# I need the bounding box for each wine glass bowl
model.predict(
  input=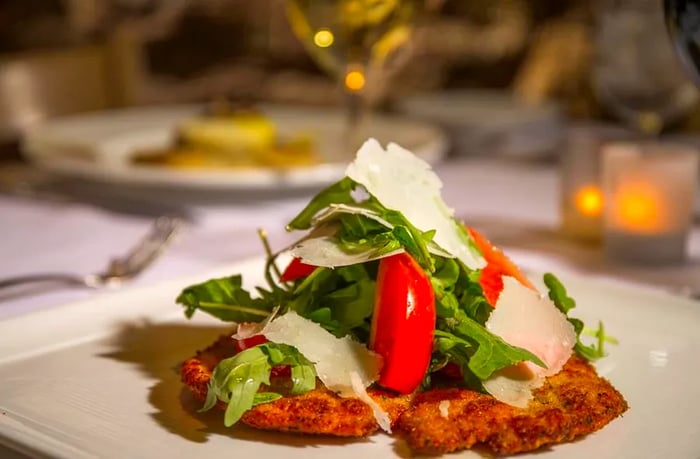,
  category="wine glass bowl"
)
[593,0,699,134]
[286,0,420,146]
